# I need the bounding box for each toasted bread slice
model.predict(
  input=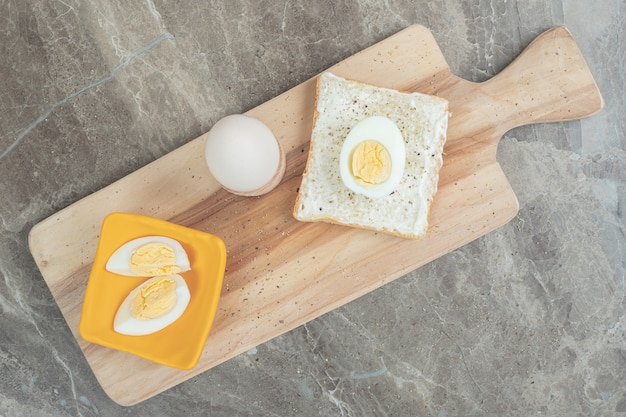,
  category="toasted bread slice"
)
[293,72,449,239]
